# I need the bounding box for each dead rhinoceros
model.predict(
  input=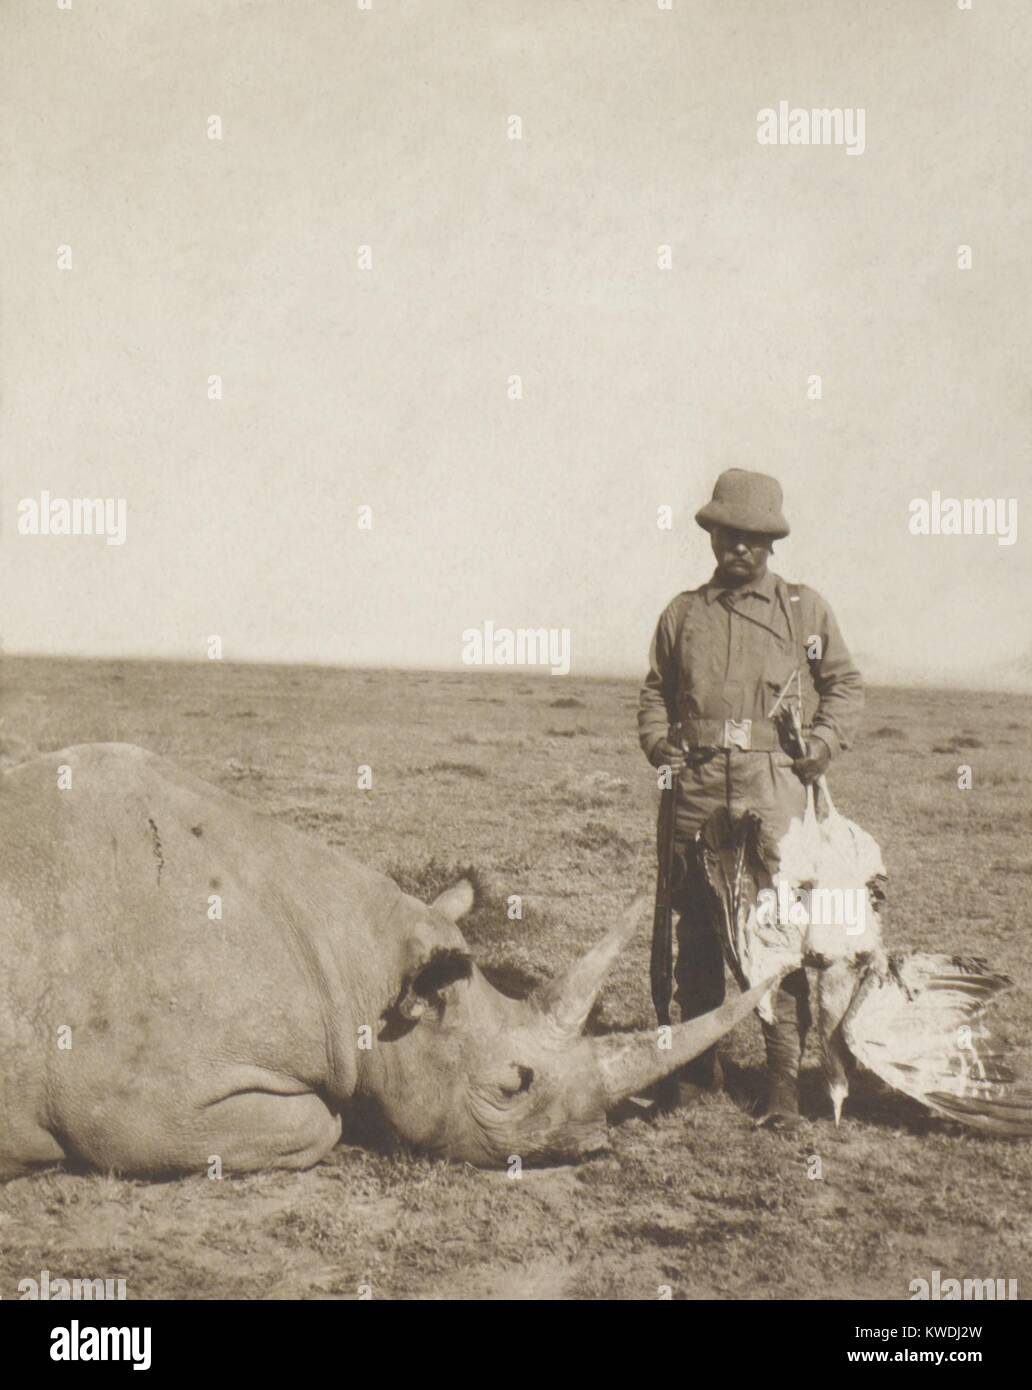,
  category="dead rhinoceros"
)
[0,743,772,1179]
